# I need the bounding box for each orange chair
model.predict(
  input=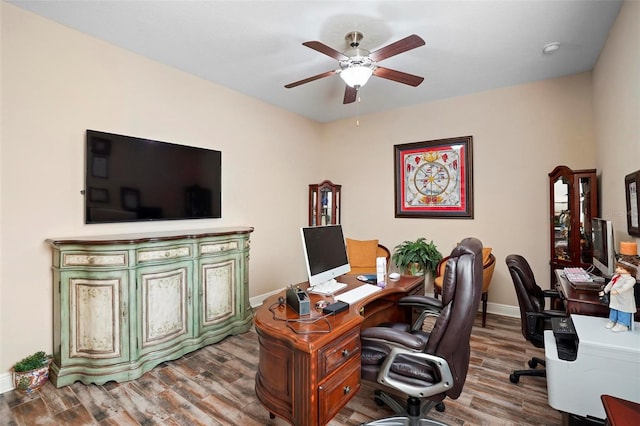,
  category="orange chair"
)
[434,247,495,327]
[345,238,391,275]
